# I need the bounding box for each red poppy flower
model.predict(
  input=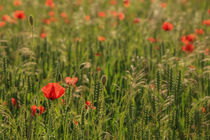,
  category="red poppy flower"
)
[98,12,106,18]
[195,29,204,35]
[2,15,11,22]
[14,0,22,6]
[182,44,194,53]
[0,5,3,11]
[148,37,157,43]
[38,106,45,115]
[48,11,55,17]
[42,19,51,24]
[0,21,6,27]
[11,98,16,106]
[31,105,37,117]
[134,18,140,24]
[203,19,210,26]
[42,83,65,100]
[202,107,205,113]
[161,2,167,8]
[181,34,197,45]
[204,48,209,55]
[118,12,125,21]
[65,77,78,86]
[61,12,67,18]
[208,9,210,15]
[162,22,173,31]
[98,36,106,42]
[97,67,101,72]
[73,120,78,126]
[85,101,91,109]
[85,15,90,21]
[45,0,55,8]
[40,32,46,38]
[91,104,96,110]
[124,0,130,7]
[110,0,116,5]
[14,10,26,20]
